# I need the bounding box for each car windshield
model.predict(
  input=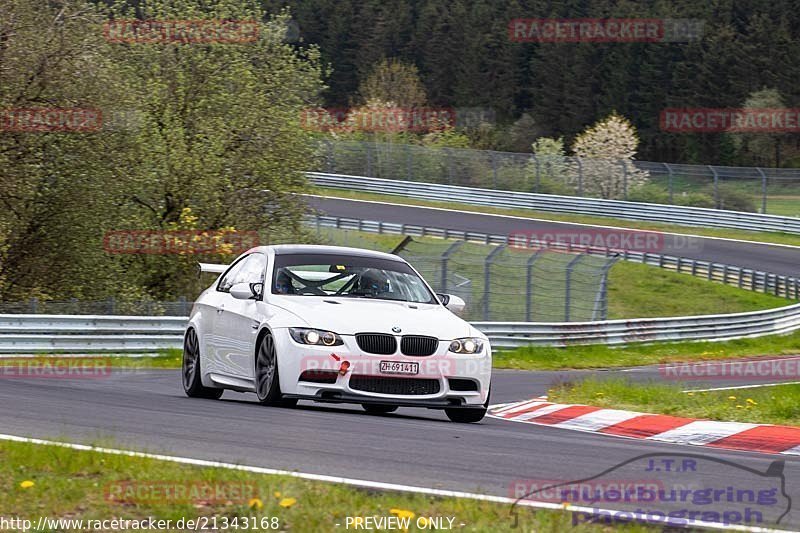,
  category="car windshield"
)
[271,253,435,304]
